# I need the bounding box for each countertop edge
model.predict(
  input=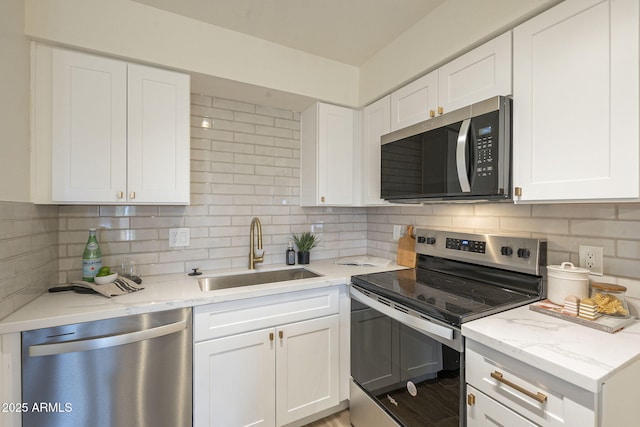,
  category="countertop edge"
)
[0,259,403,334]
